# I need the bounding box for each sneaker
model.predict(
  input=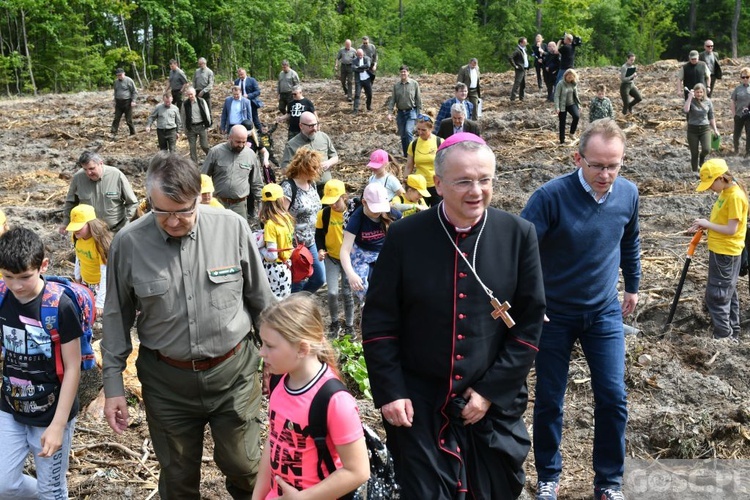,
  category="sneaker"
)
[536,480,559,500]
[328,321,341,338]
[594,487,625,500]
[342,324,355,336]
